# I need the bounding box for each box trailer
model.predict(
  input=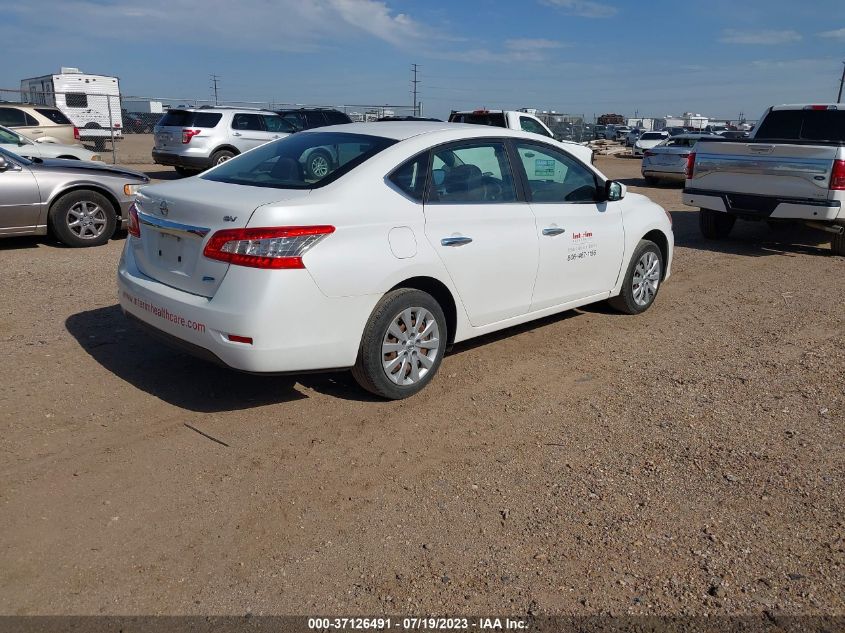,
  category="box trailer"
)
[20,68,123,142]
